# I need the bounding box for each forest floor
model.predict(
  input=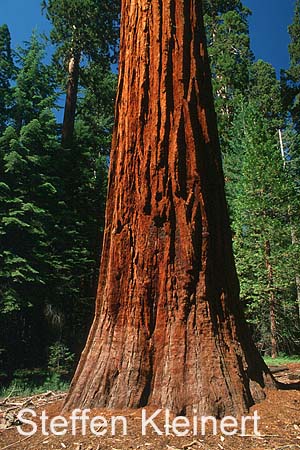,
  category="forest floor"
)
[0,363,300,450]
